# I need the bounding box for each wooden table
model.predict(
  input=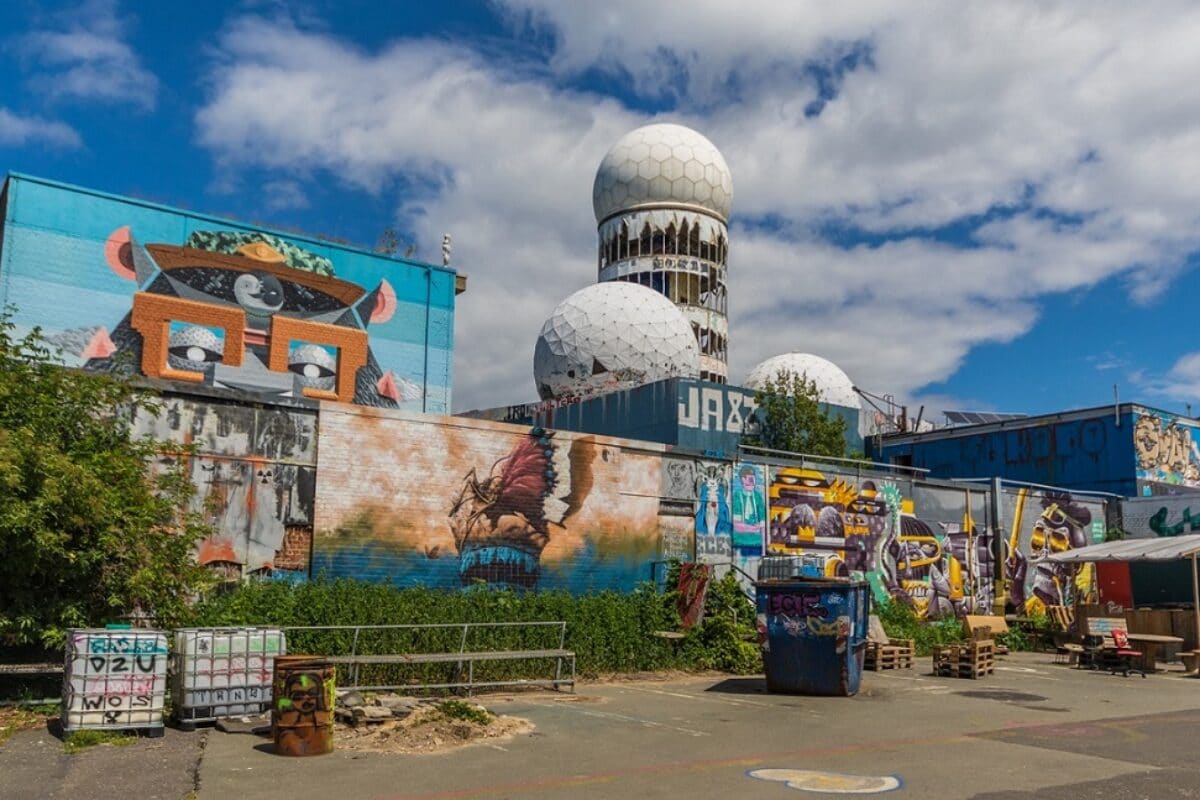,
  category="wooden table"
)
[1126,633,1185,671]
